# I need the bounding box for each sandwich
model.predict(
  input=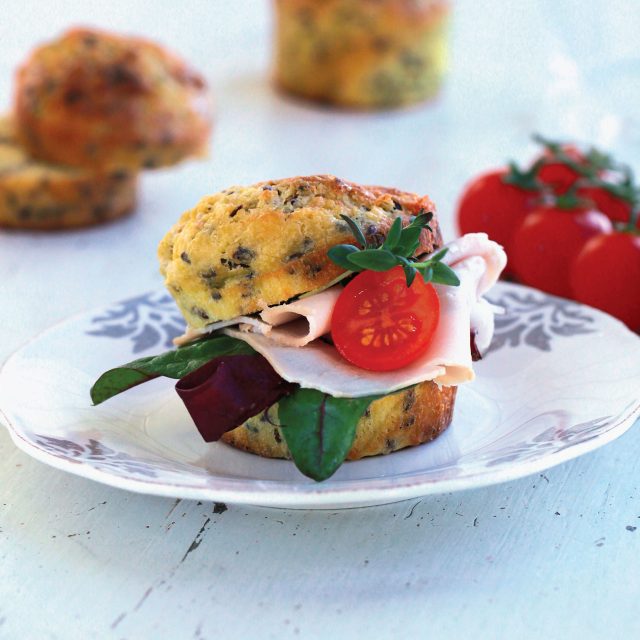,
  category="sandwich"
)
[91,175,506,481]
